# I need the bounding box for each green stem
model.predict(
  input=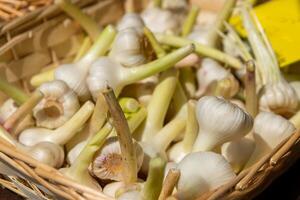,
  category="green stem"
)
[153,117,186,152]
[245,60,258,118]
[181,6,199,37]
[119,97,140,113]
[55,0,101,41]
[207,0,237,47]
[179,68,196,98]
[173,81,188,119]
[123,44,195,85]
[143,27,166,58]
[51,101,94,145]
[141,156,166,200]
[182,101,198,151]
[155,34,242,69]
[141,69,178,141]
[3,91,43,131]
[73,36,92,62]
[30,69,55,88]
[66,123,112,180]
[103,87,137,184]
[0,77,28,105]
[128,107,147,132]
[78,25,117,69]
